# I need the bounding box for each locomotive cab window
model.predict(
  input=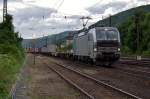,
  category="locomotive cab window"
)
[96,29,120,41]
